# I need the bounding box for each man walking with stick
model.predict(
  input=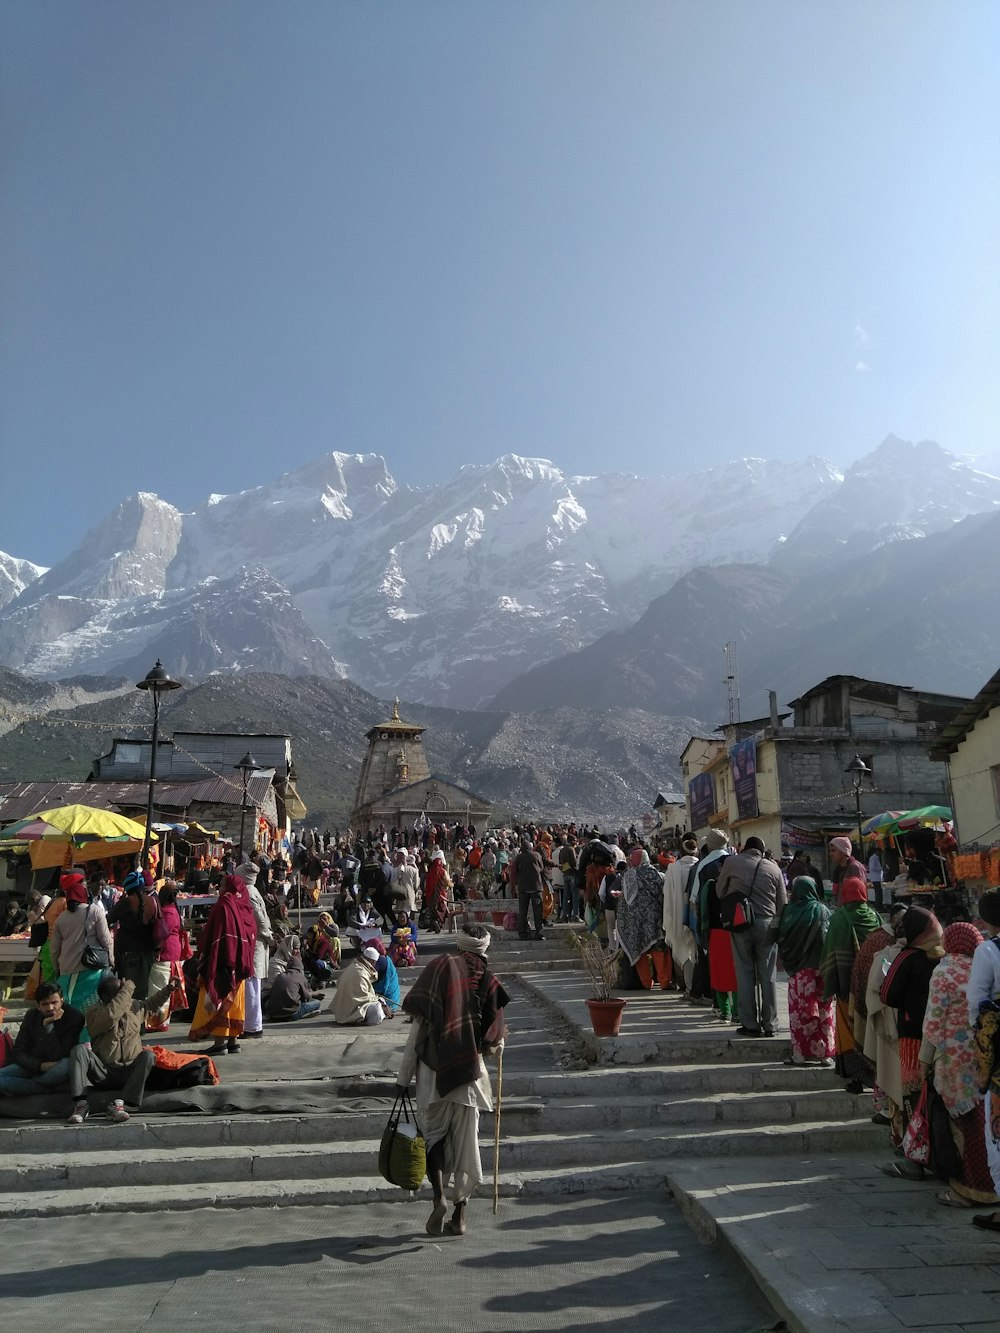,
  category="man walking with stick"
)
[396,924,509,1237]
